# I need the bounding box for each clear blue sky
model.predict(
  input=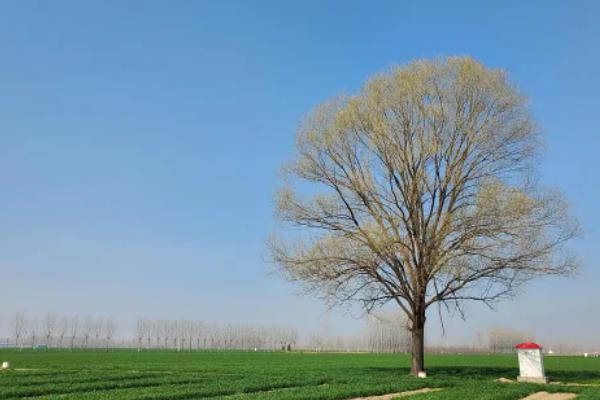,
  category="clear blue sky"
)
[1,0,599,346]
